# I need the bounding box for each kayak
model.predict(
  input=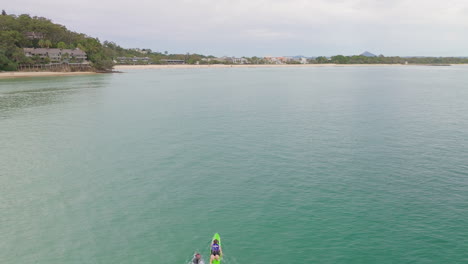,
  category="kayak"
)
[211,233,222,264]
